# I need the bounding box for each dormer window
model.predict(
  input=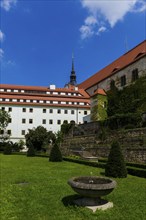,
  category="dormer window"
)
[112,67,119,73]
